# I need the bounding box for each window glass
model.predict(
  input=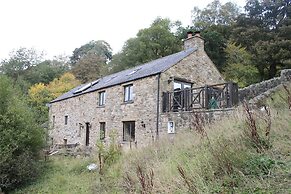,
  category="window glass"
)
[124,84,133,102]
[100,122,106,140]
[65,115,68,125]
[174,80,191,90]
[99,91,106,106]
[123,121,135,141]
